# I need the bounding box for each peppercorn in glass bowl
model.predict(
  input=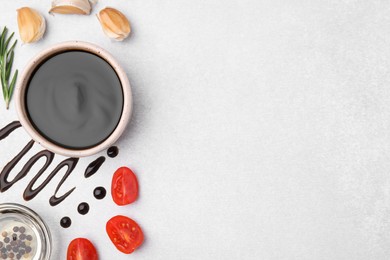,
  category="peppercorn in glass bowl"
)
[0,204,51,260]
